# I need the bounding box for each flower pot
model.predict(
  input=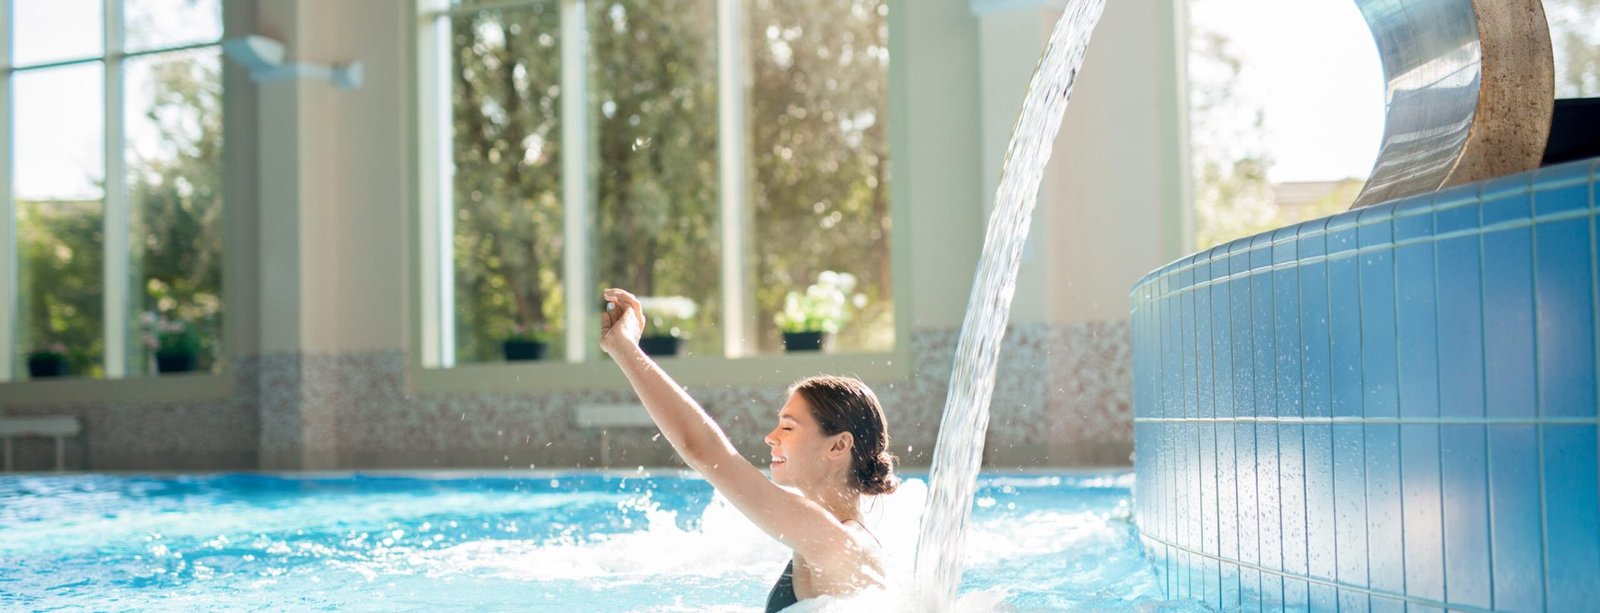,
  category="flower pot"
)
[156,353,198,374]
[639,335,681,357]
[503,340,549,361]
[27,355,68,378]
[782,331,827,352]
